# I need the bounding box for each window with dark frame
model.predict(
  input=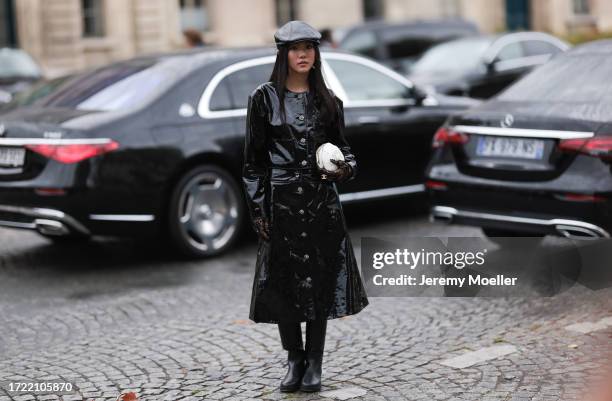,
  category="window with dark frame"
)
[572,0,590,14]
[0,0,18,47]
[275,0,297,27]
[180,0,208,31]
[363,0,384,20]
[180,0,205,8]
[82,0,105,37]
